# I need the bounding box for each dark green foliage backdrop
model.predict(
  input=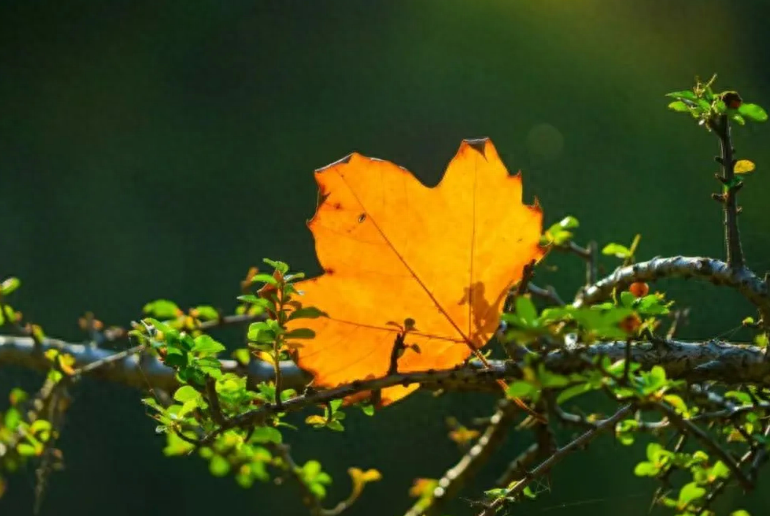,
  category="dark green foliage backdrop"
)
[2,1,770,515]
